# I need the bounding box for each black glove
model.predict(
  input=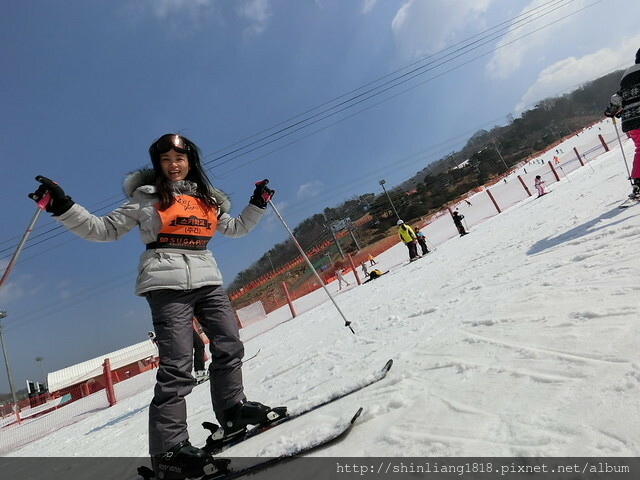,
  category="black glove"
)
[249,179,275,209]
[28,175,75,216]
[604,103,622,118]
[605,93,623,118]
